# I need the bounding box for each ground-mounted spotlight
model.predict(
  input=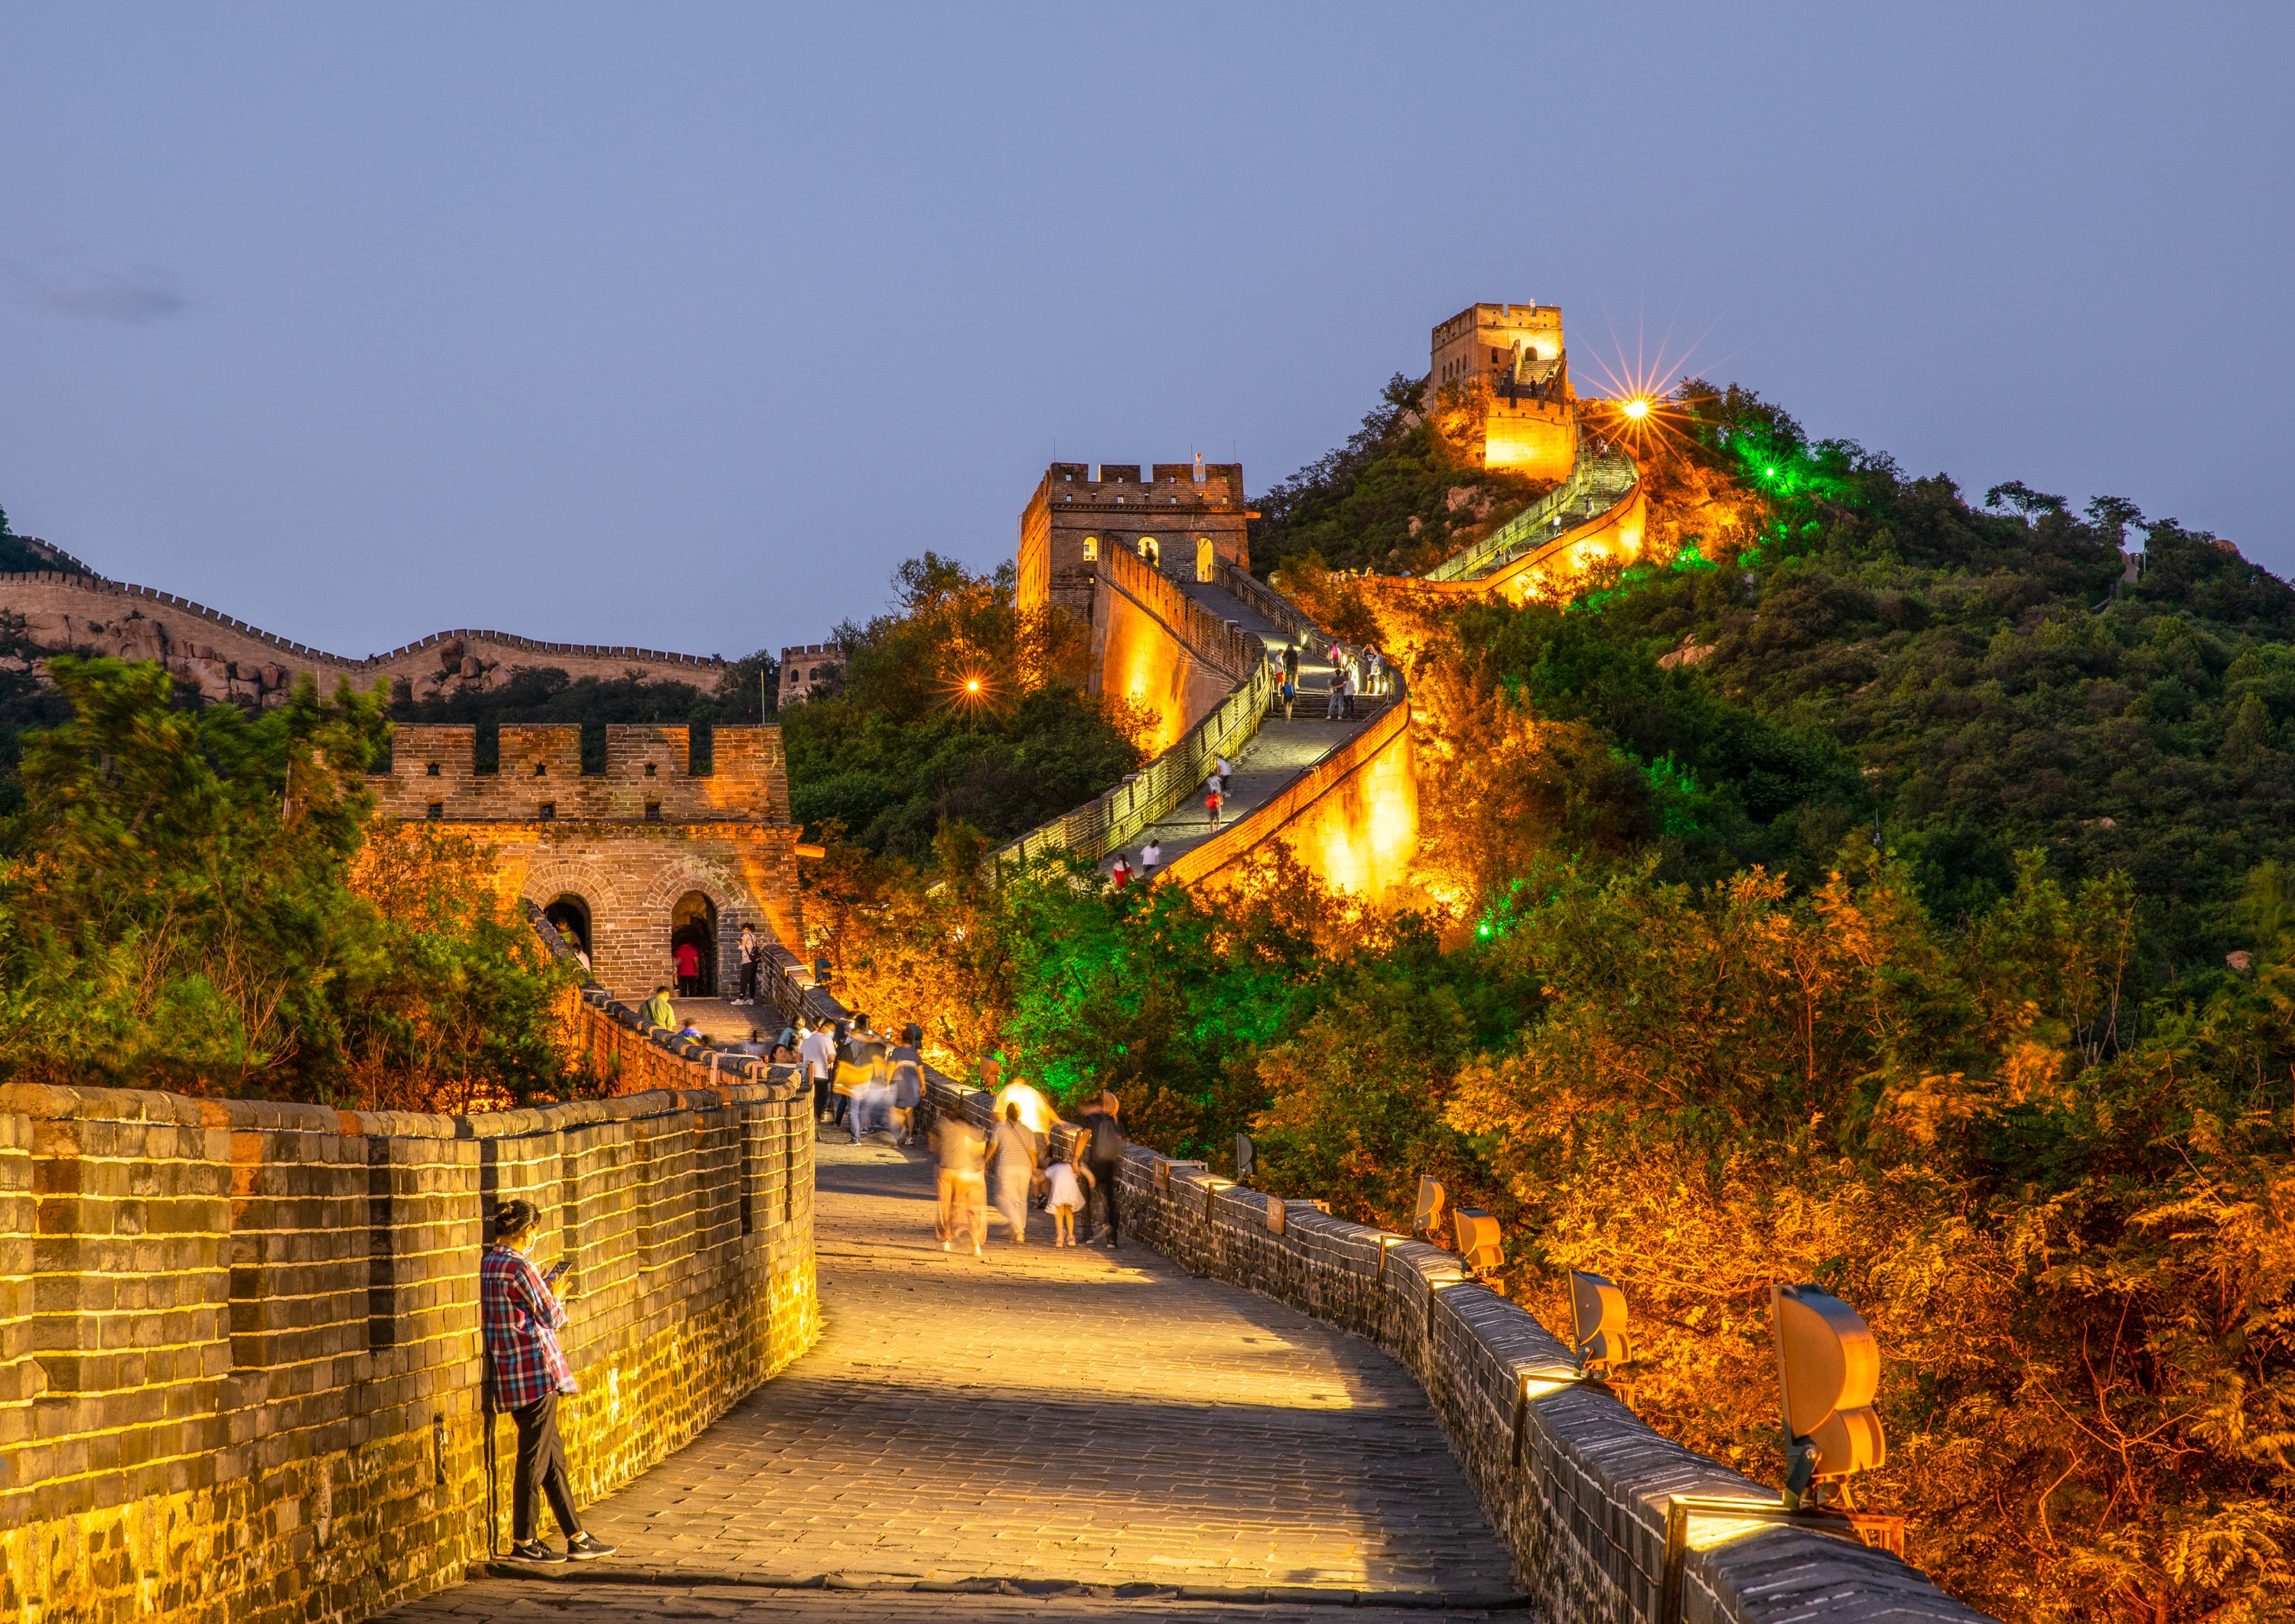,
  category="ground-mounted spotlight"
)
[1771,1283,1886,1509]
[1233,1133,1255,1182]
[1453,1208,1503,1278]
[1570,1269,1629,1378]
[1411,1176,1446,1241]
